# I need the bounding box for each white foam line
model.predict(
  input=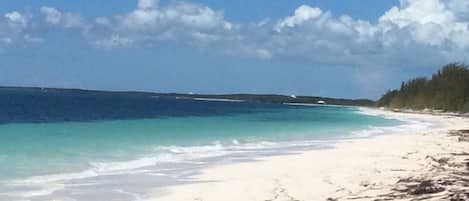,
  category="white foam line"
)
[191,98,245,102]
[0,183,65,198]
[352,107,435,138]
[284,103,349,108]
